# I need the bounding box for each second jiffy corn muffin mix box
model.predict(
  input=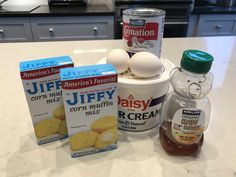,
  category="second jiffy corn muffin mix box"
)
[20,56,73,144]
[60,64,118,157]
